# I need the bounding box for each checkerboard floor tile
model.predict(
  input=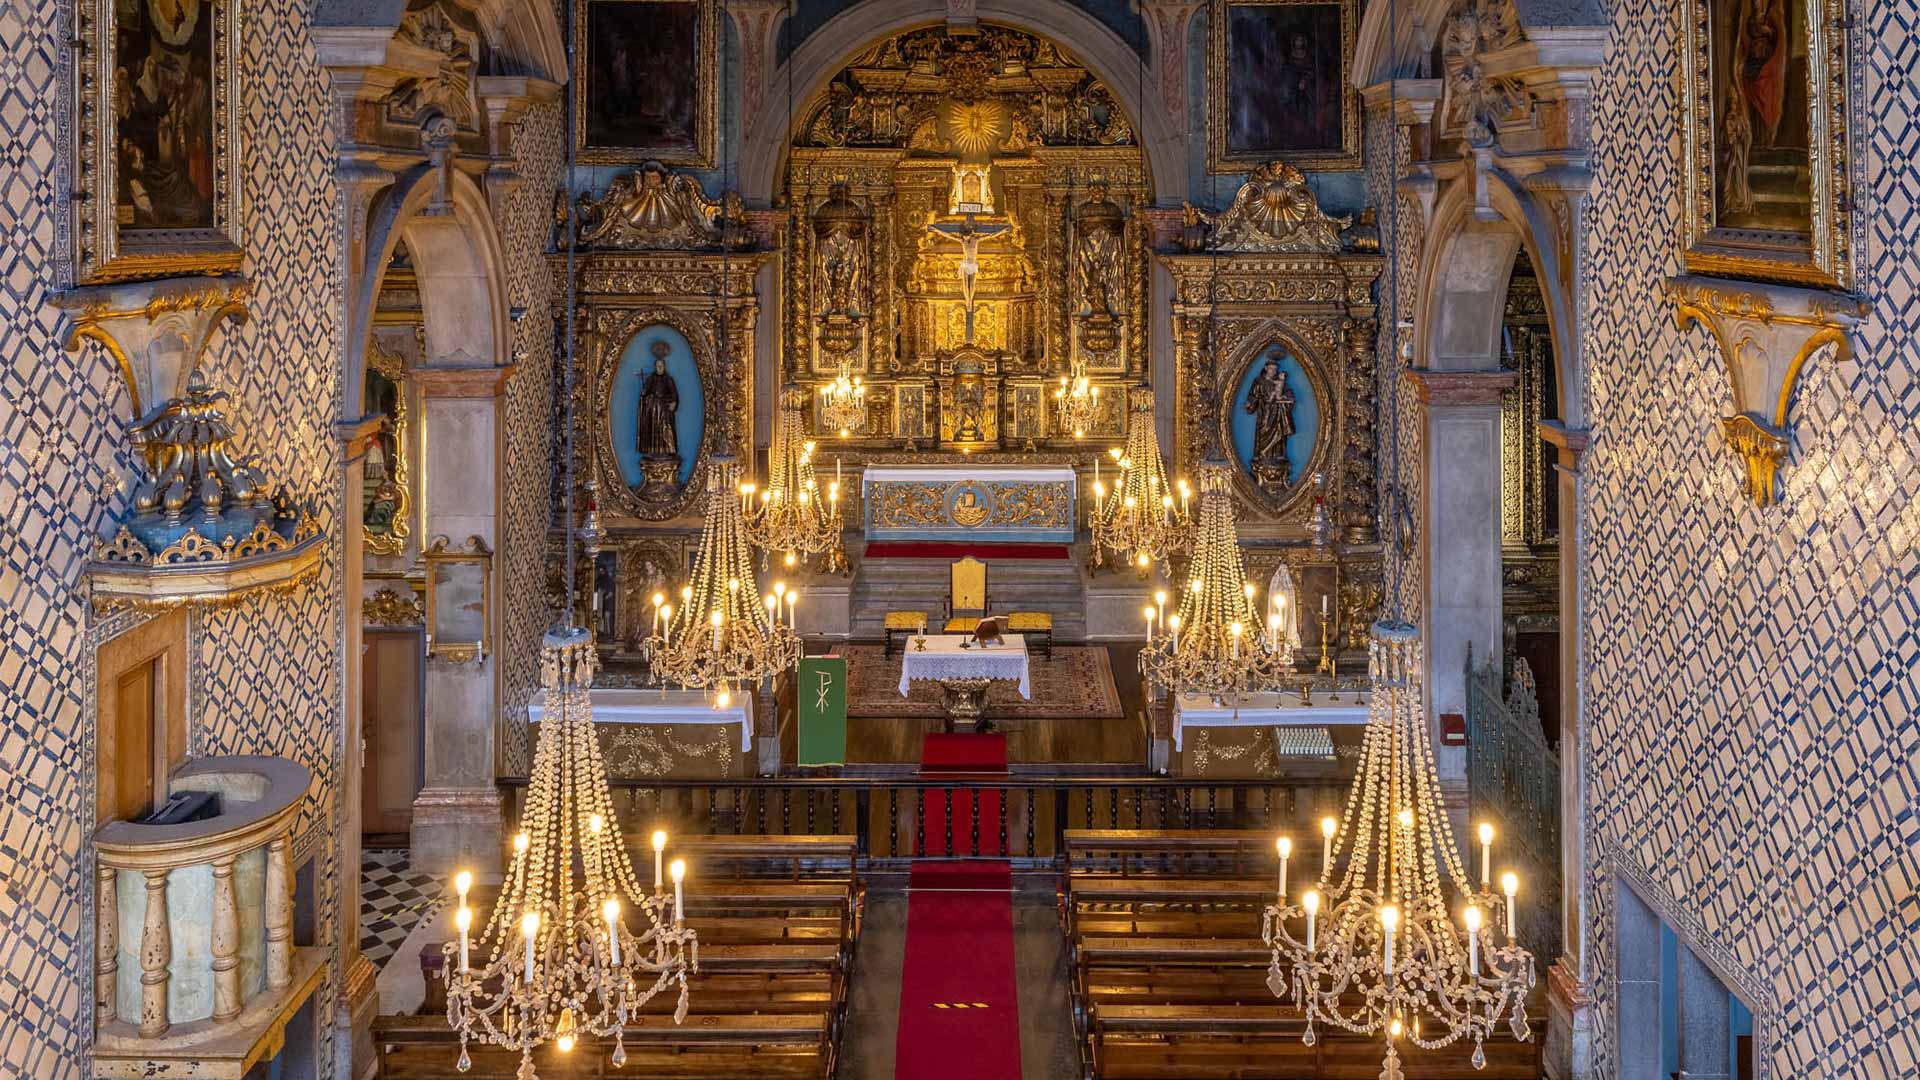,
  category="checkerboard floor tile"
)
[360,849,447,970]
